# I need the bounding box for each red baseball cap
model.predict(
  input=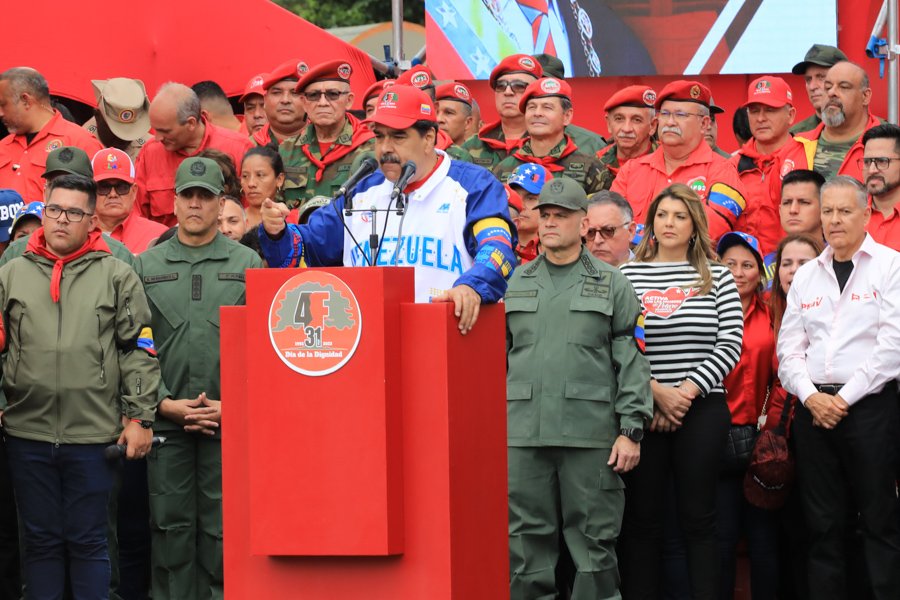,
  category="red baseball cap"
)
[489,54,543,88]
[655,80,712,109]
[363,80,394,106]
[262,59,309,90]
[604,85,657,112]
[295,60,354,92]
[91,148,135,184]
[744,76,794,108]
[363,85,436,129]
[396,65,434,90]
[239,73,266,103]
[518,77,573,113]
[435,82,473,106]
